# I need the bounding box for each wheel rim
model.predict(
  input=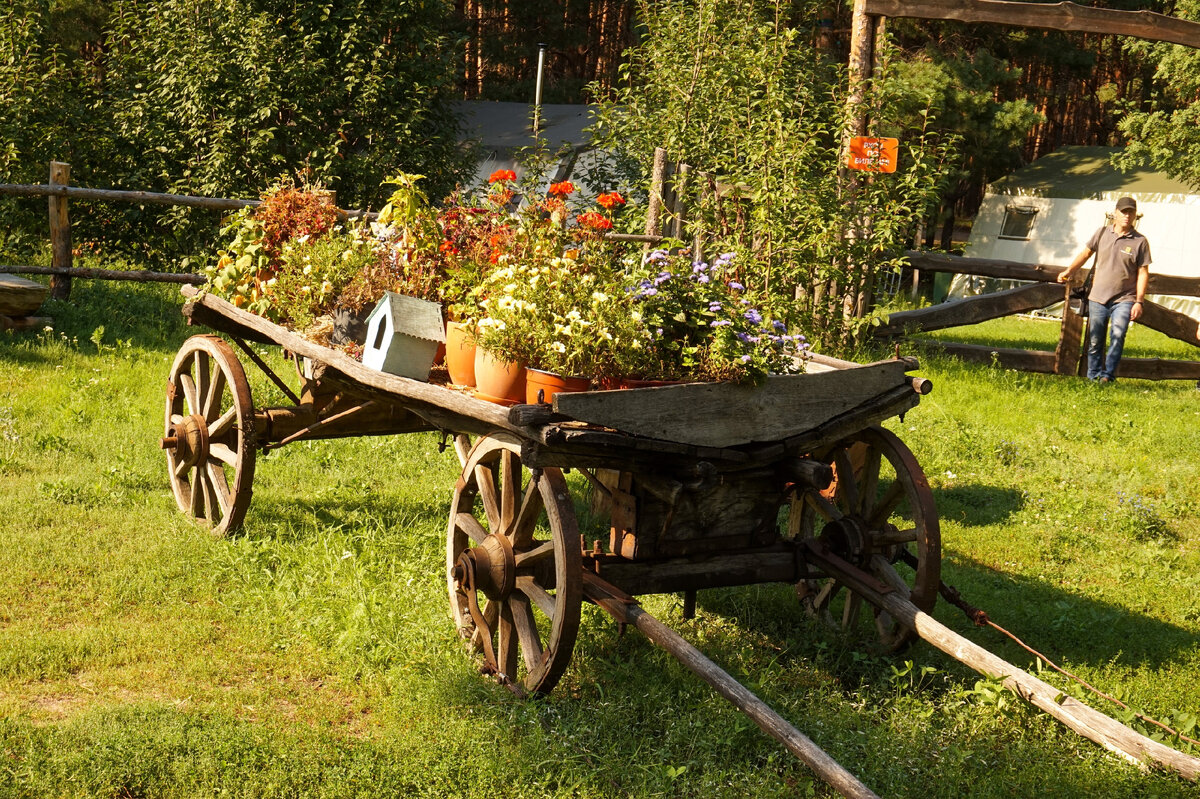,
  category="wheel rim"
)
[163,335,256,535]
[447,434,582,695]
[791,426,940,651]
